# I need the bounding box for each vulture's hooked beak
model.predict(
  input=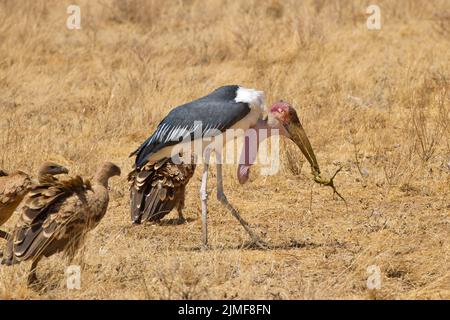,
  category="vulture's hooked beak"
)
[284,122,321,176]
[59,166,69,175]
